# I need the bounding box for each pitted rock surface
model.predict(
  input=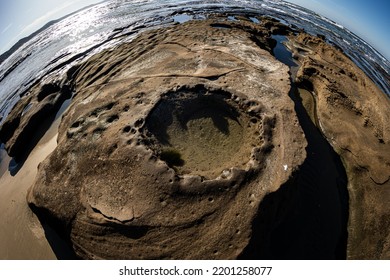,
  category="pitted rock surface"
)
[27,19,306,259]
[0,14,386,260]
